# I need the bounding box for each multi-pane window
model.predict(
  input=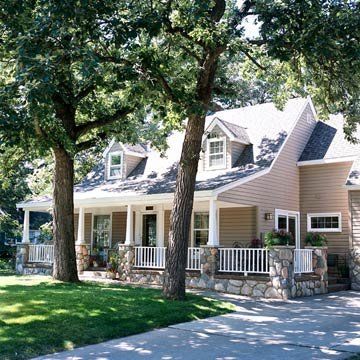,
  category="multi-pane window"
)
[108,152,122,179]
[307,213,341,232]
[208,138,225,169]
[194,212,209,247]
